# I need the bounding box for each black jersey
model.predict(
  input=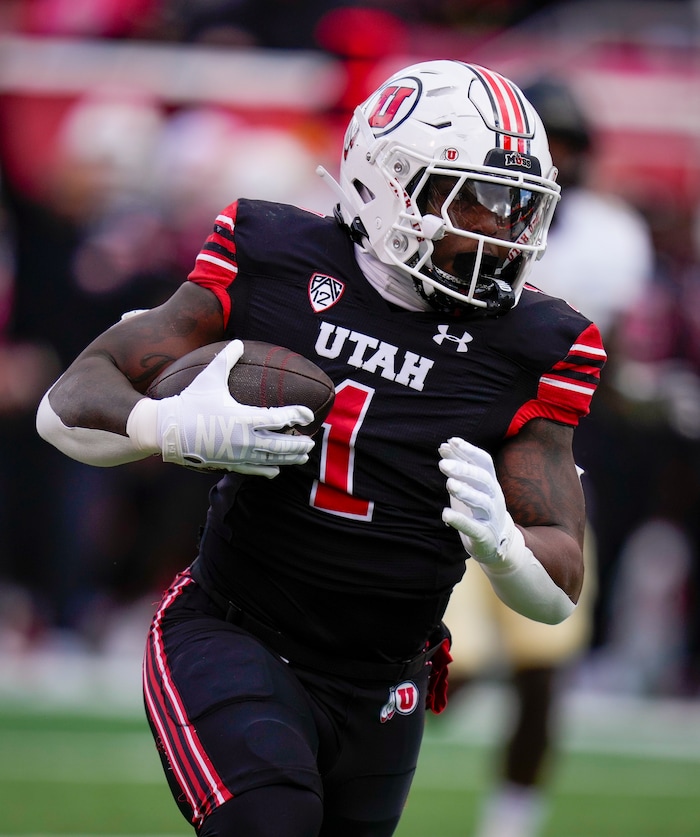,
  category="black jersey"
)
[187,199,606,663]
